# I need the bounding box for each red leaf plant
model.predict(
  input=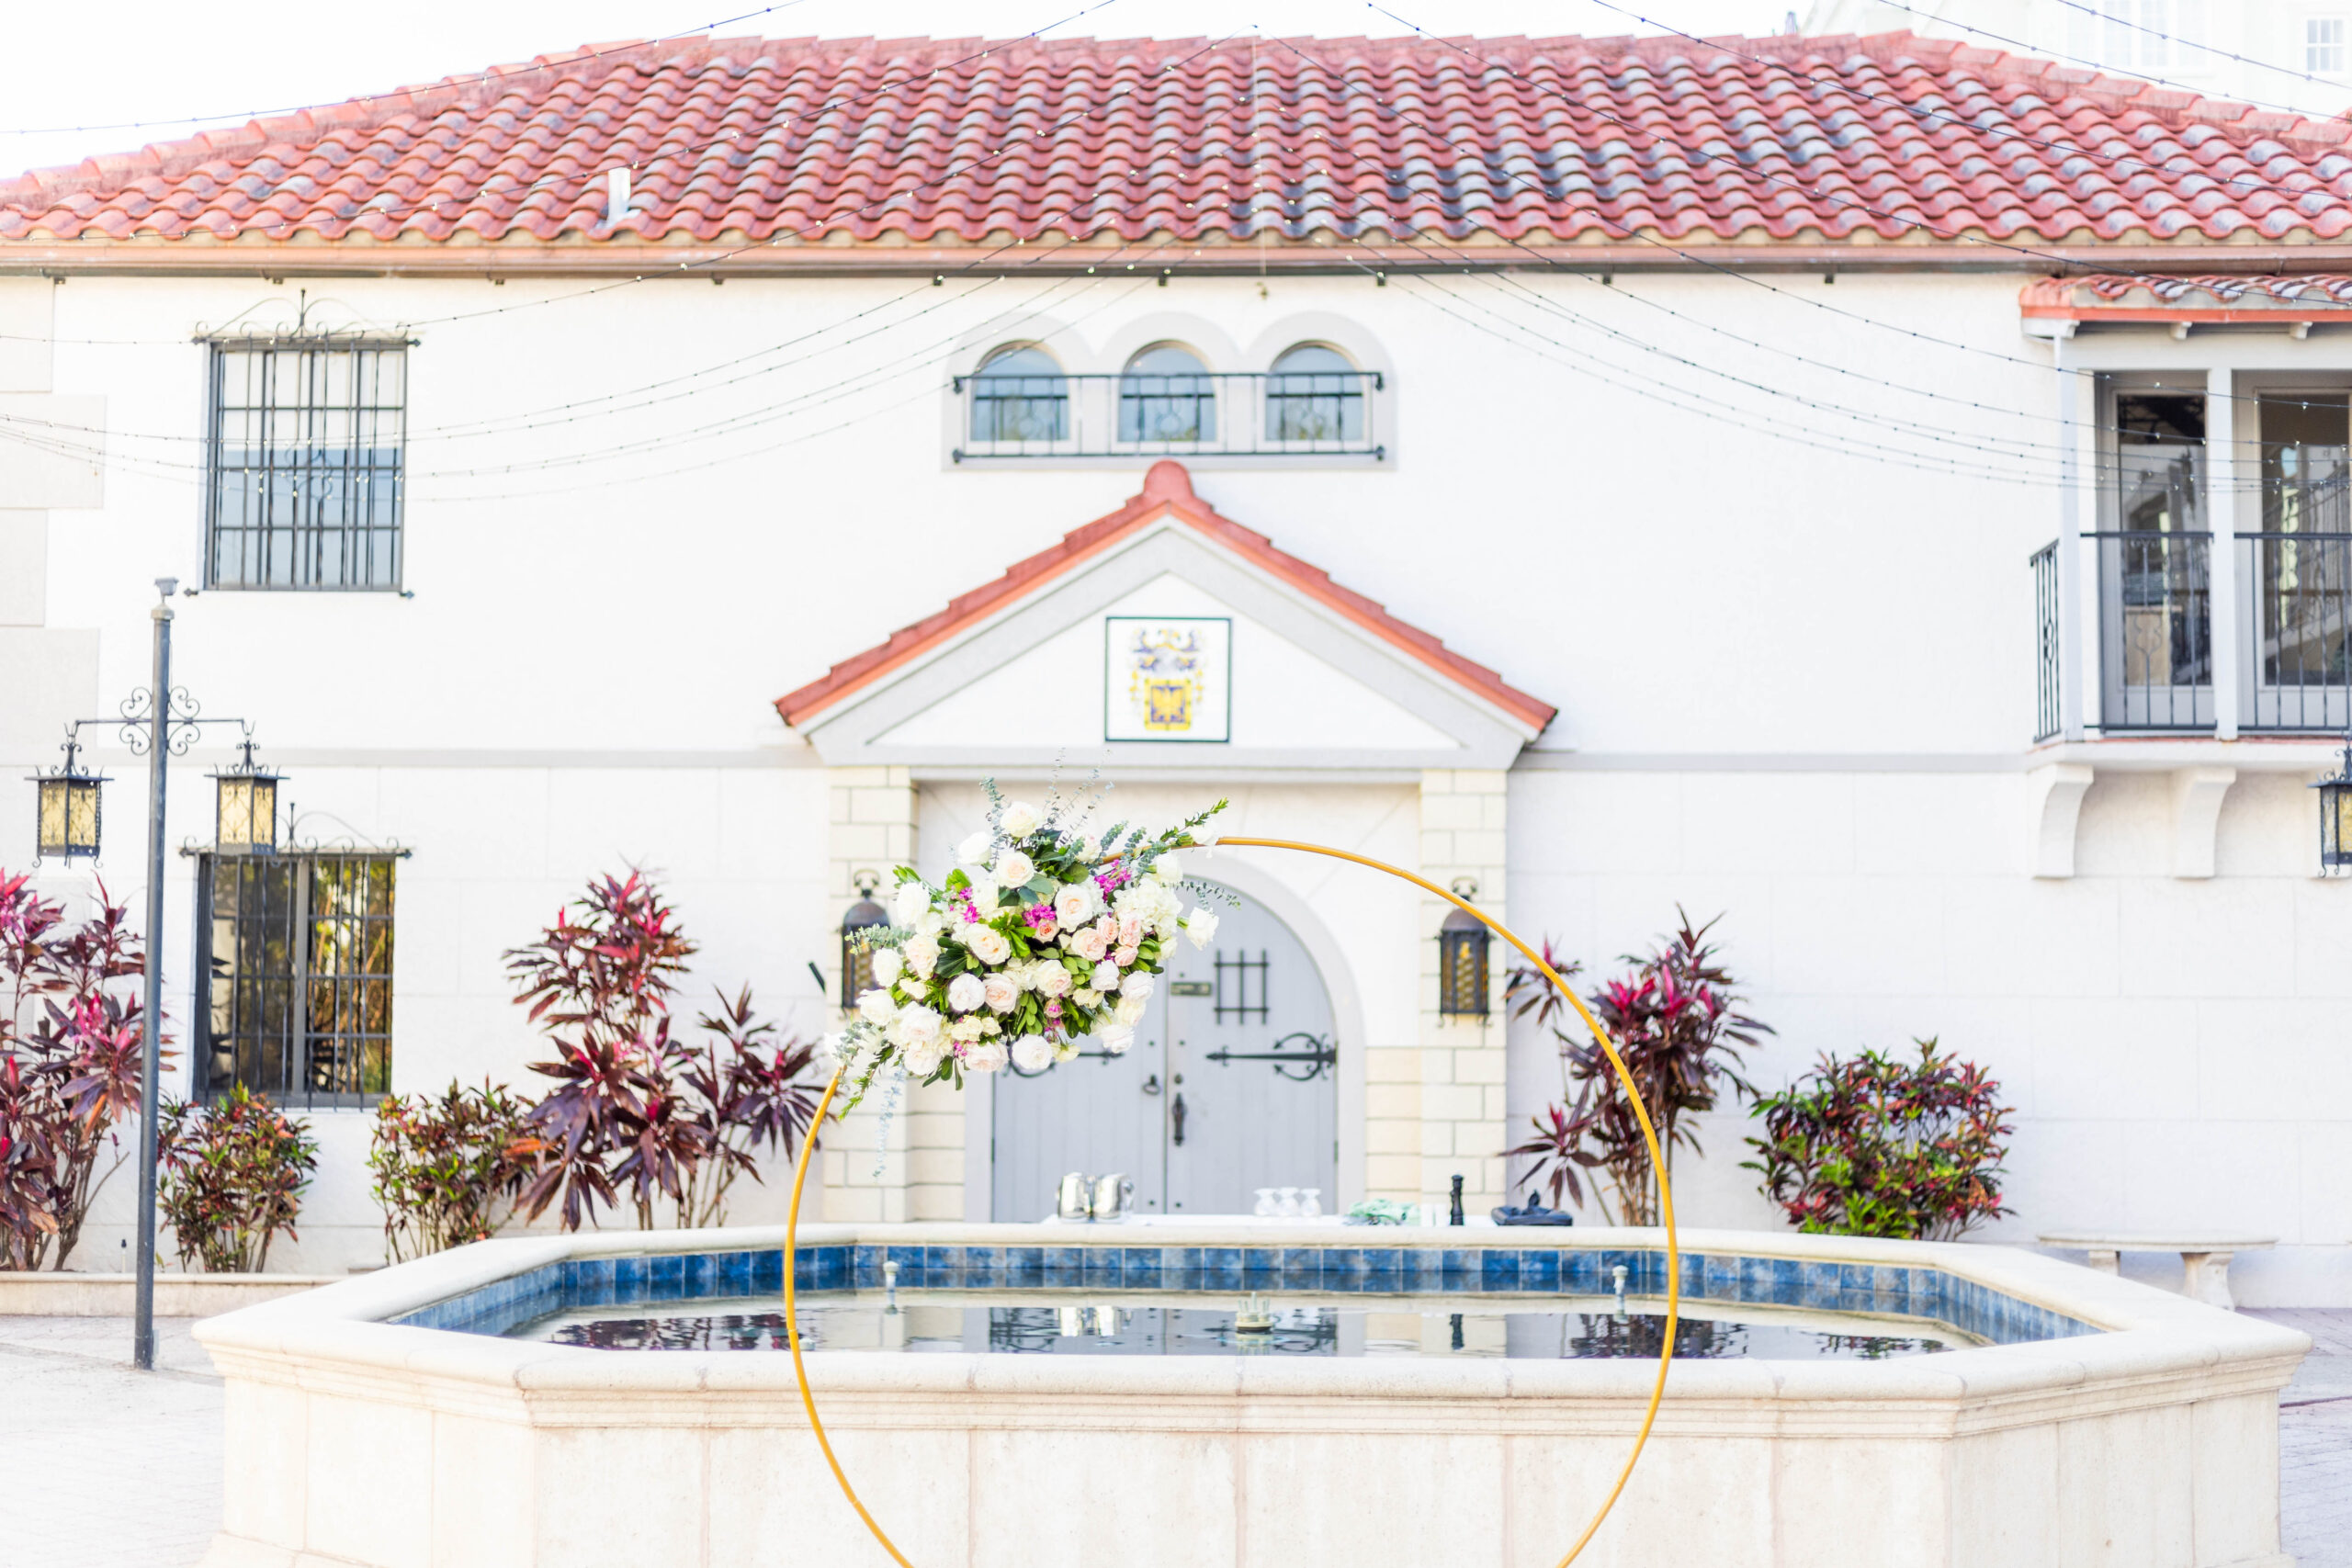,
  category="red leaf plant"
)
[1744,1039,2015,1242]
[0,872,164,1270]
[503,872,820,1232]
[1505,913,1771,1227]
